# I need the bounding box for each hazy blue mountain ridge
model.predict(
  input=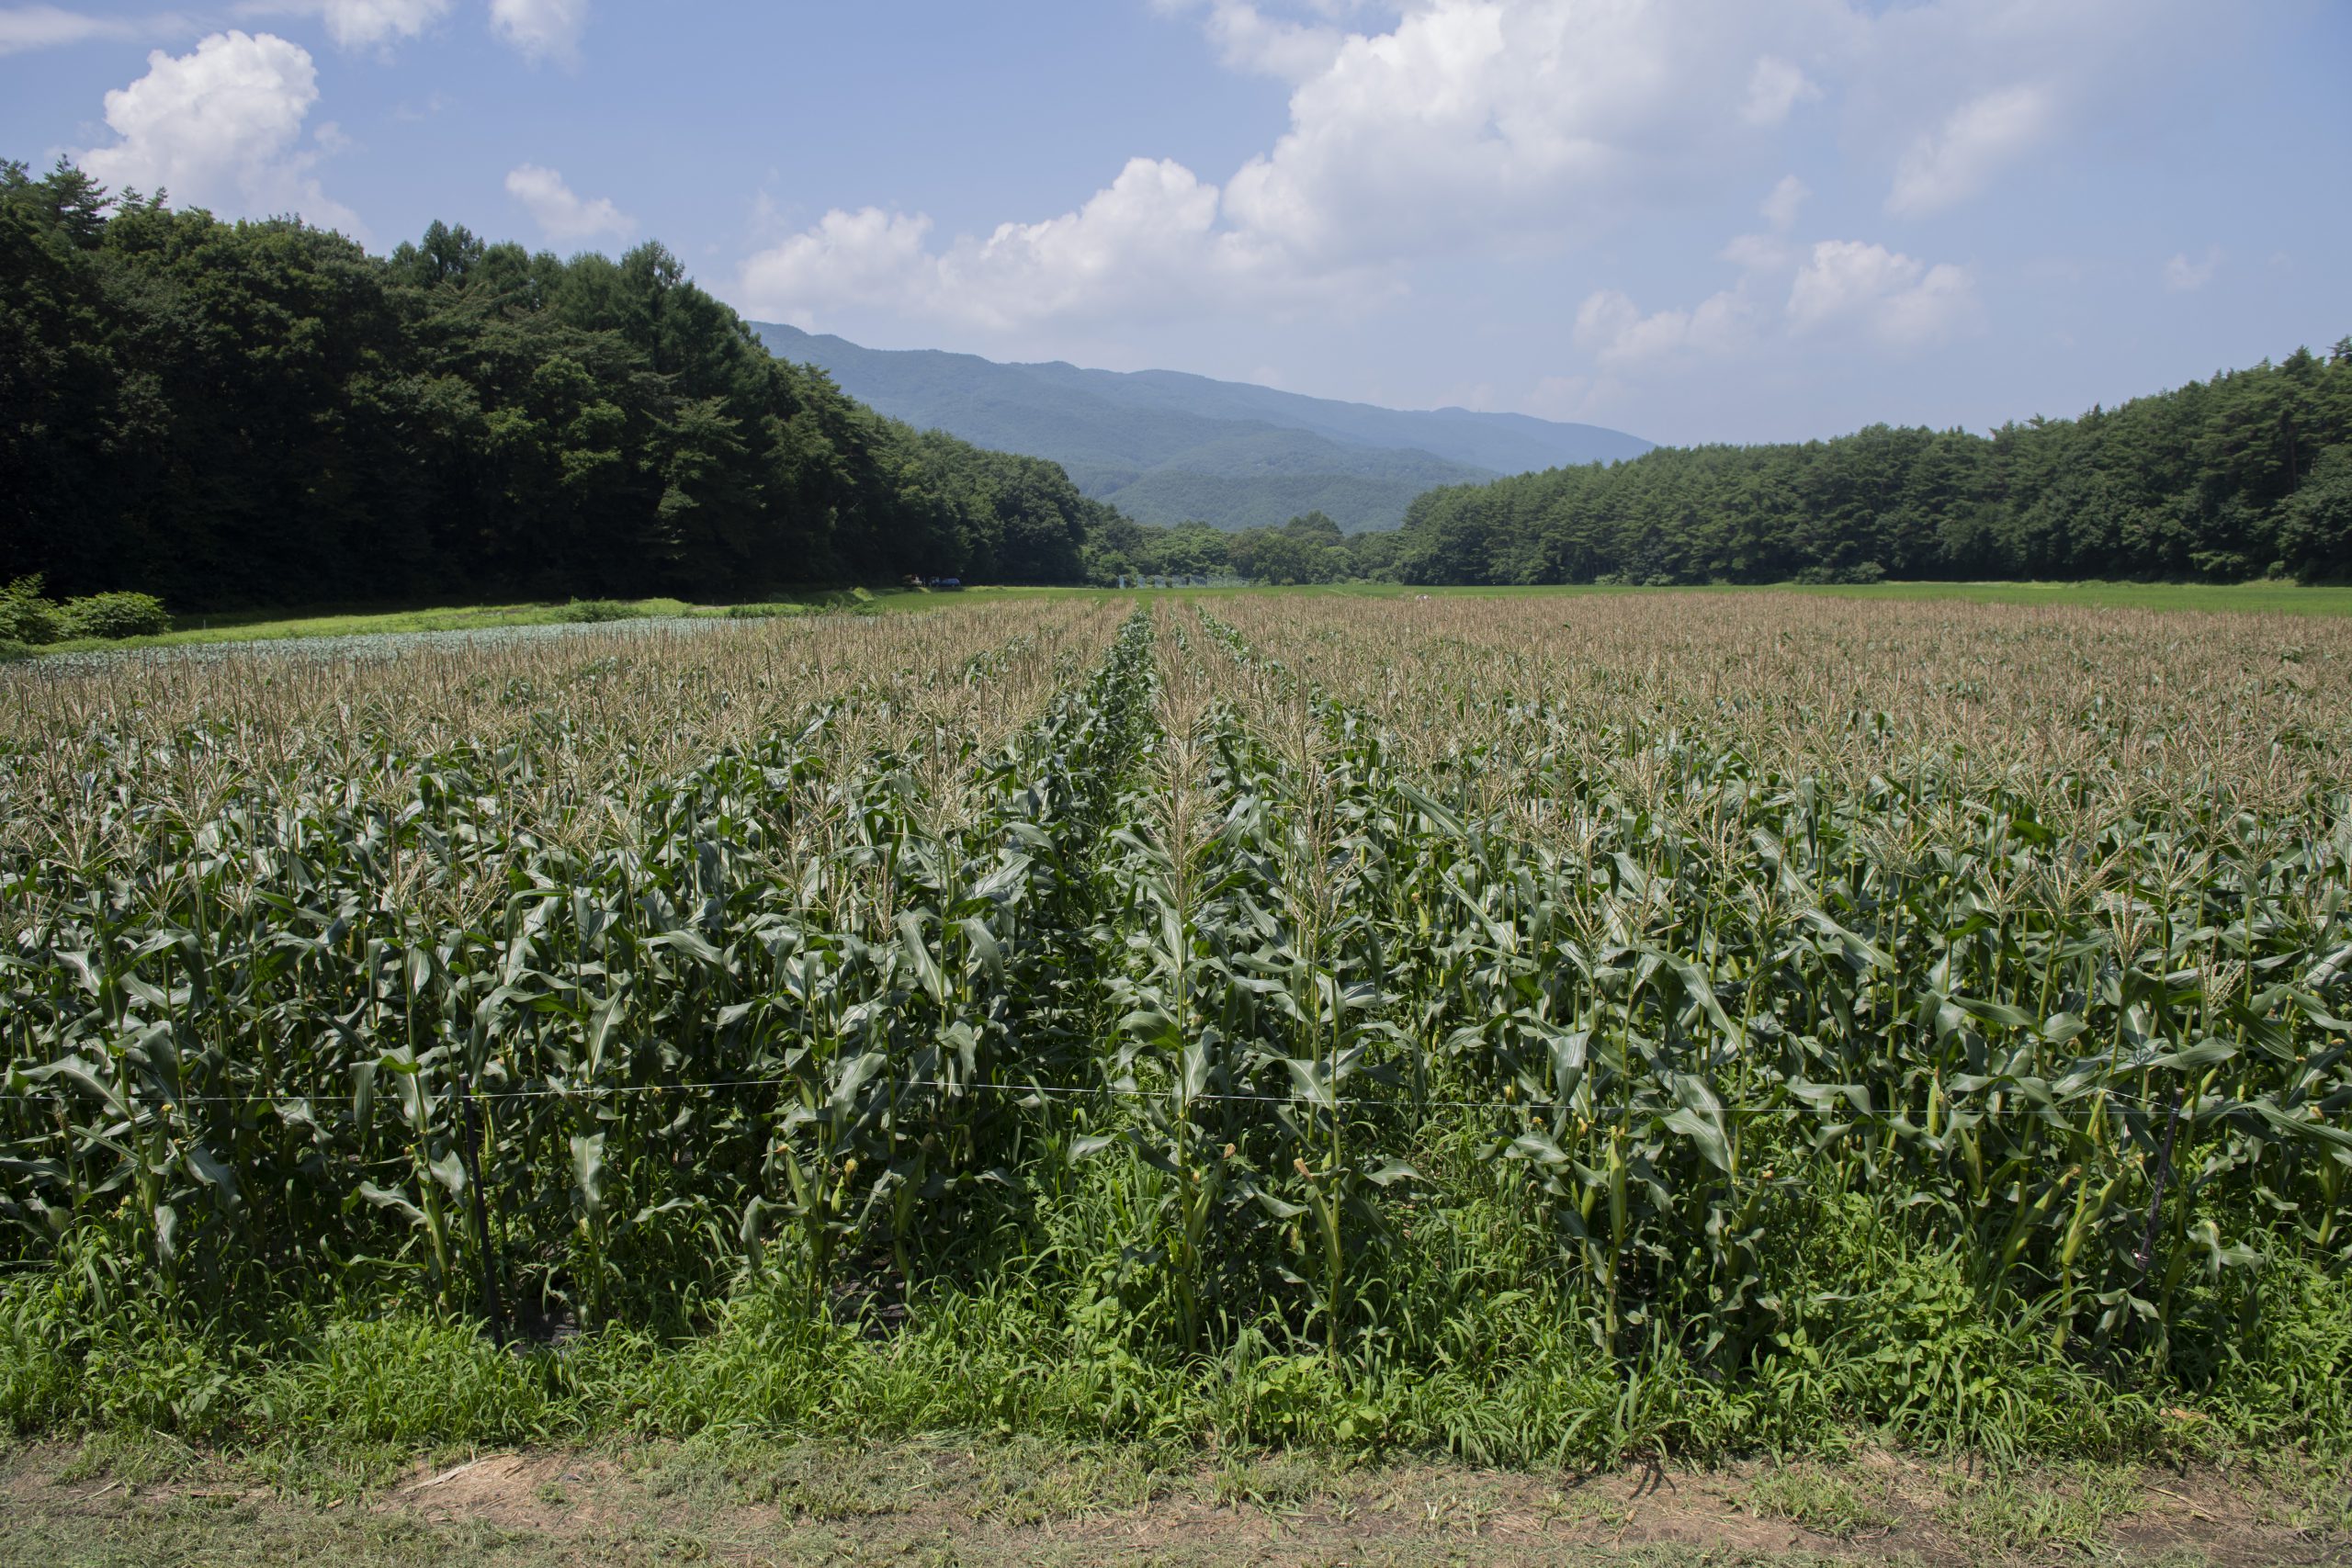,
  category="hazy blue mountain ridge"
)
[752,322,1650,532]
